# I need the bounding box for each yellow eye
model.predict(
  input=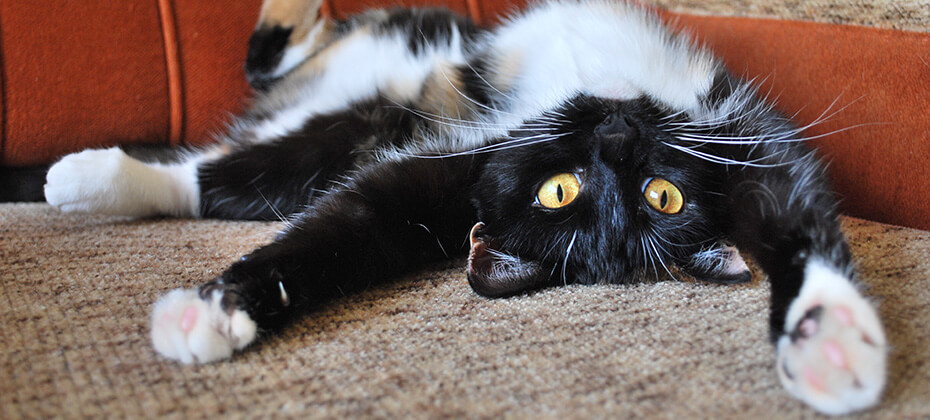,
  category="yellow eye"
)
[536,173,582,208]
[642,178,684,214]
